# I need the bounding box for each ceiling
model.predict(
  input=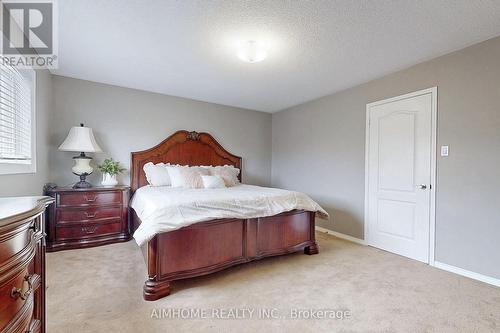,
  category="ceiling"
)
[52,0,500,112]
